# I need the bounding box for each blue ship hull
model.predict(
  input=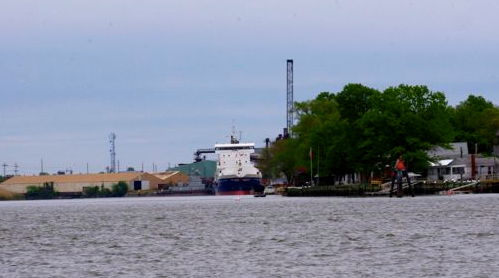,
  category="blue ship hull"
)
[215,178,263,195]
